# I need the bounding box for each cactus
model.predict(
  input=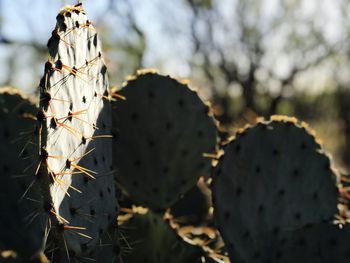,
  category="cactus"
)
[278,222,350,262]
[212,116,339,262]
[120,209,202,262]
[112,71,218,211]
[36,4,118,259]
[0,88,47,261]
